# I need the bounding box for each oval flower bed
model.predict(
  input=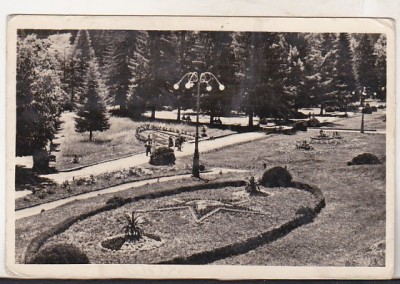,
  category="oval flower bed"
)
[42,184,322,264]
